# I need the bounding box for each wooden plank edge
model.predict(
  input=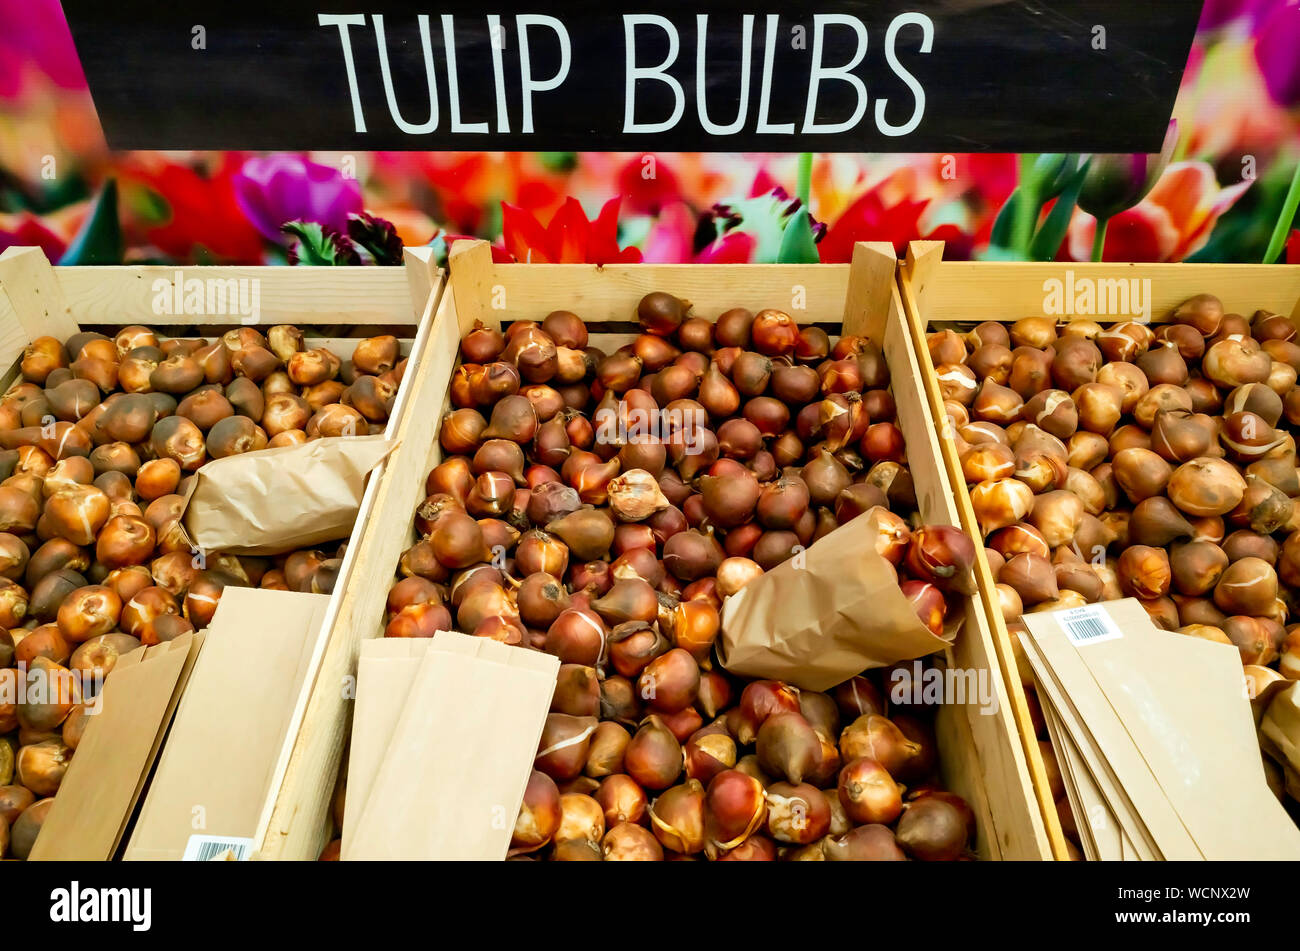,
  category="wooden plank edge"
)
[0,247,79,341]
[449,239,497,333]
[844,241,899,340]
[251,273,447,860]
[885,281,1051,860]
[898,250,1071,861]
